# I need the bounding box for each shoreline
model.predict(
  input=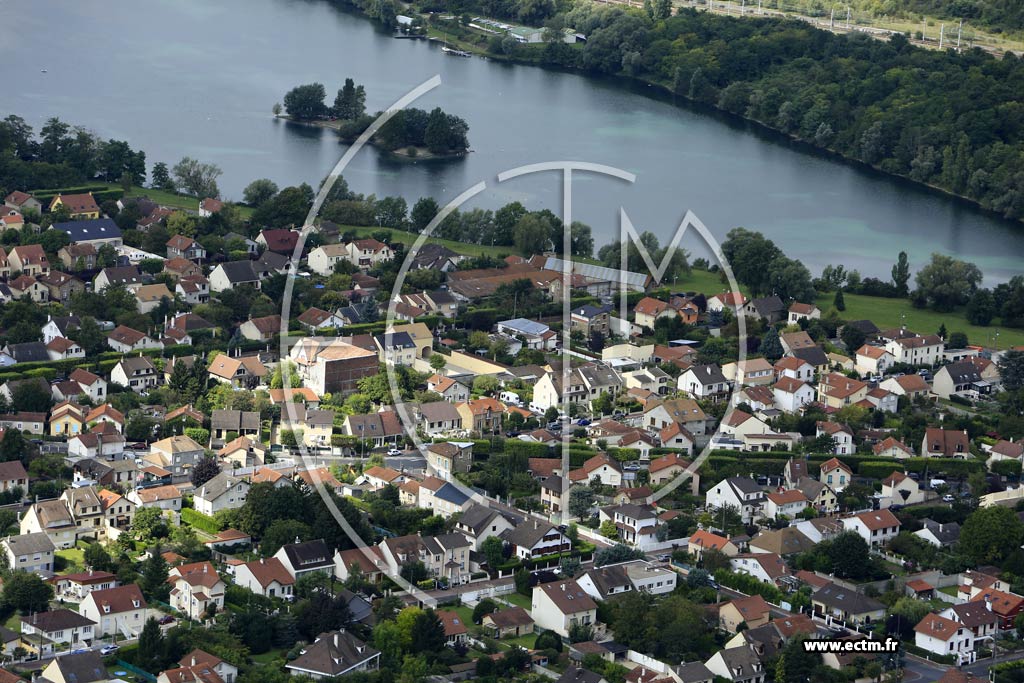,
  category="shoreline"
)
[380,10,1022,227]
[275,114,469,160]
